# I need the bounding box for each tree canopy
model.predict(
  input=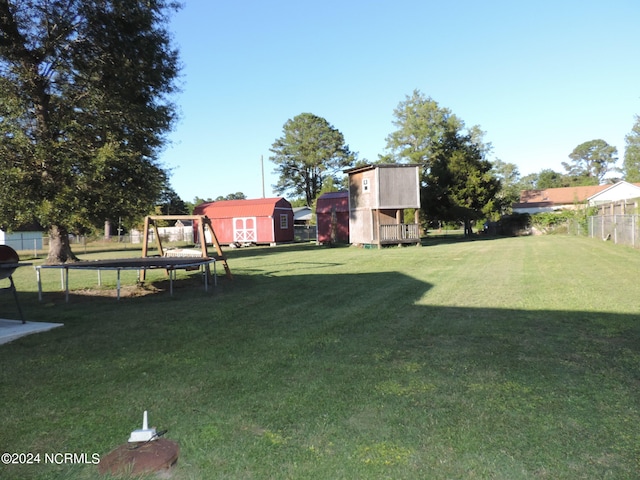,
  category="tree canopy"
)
[491,159,521,214]
[622,116,640,183]
[215,193,247,201]
[385,90,499,233]
[562,139,618,184]
[422,131,500,236]
[0,0,181,262]
[157,186,189,217]
[270,113,356,206]
[384,89,463,168]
